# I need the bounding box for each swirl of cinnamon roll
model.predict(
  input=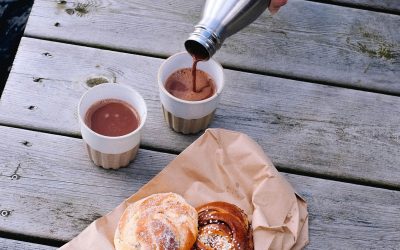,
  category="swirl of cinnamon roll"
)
[193,202,253,250]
